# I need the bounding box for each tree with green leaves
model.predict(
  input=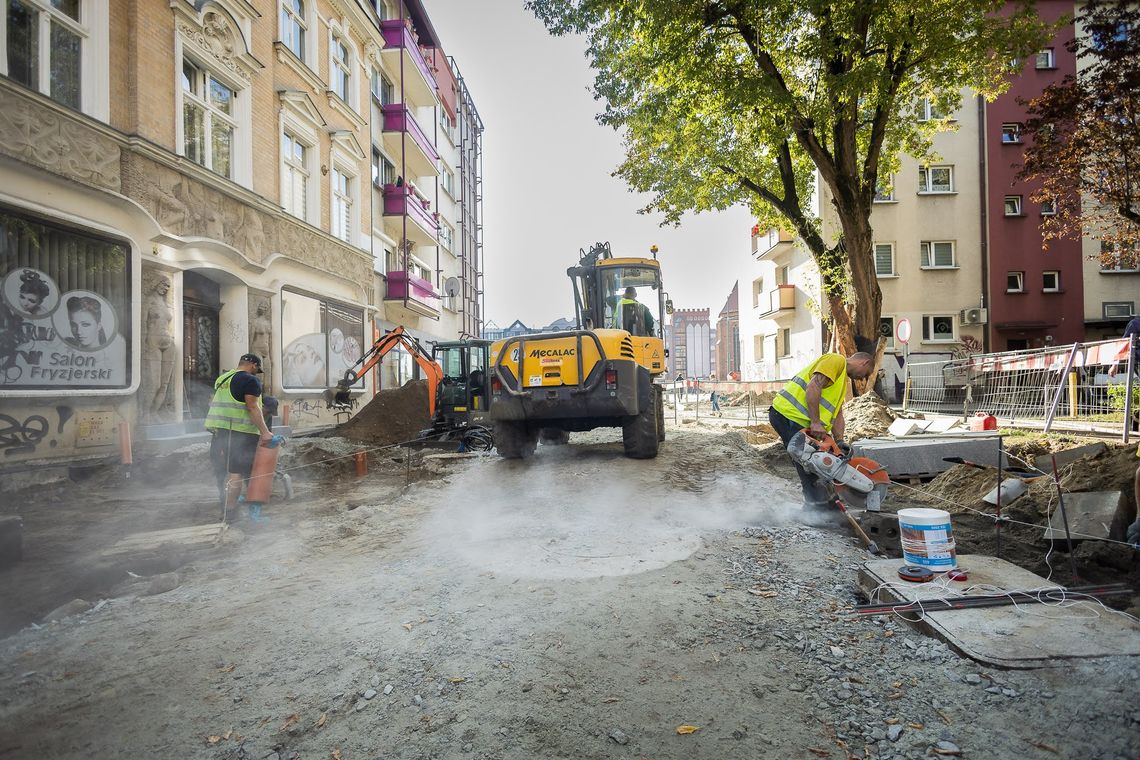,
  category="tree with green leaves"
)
[528,0,1051,388]
[1019,0,1140,266]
